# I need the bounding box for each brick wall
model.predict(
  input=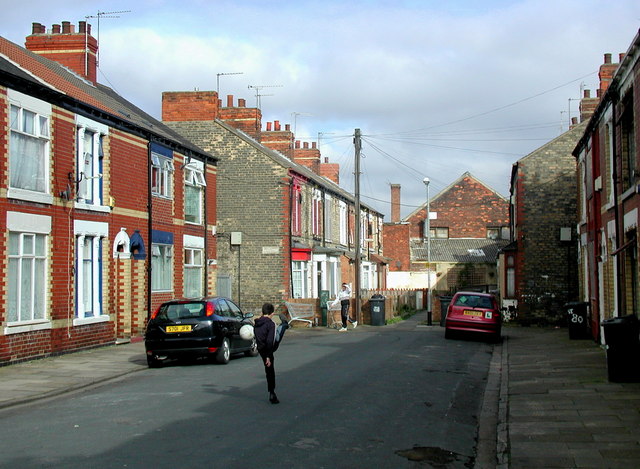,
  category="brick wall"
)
[406,173,509,239]
[383,223,410,271]
[515,123,586,322]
